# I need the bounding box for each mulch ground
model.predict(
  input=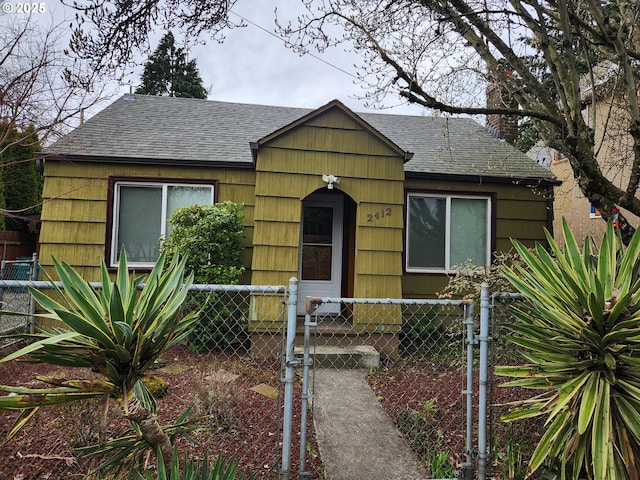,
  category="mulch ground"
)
[0,344,542,479]
[0,345,321,479]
